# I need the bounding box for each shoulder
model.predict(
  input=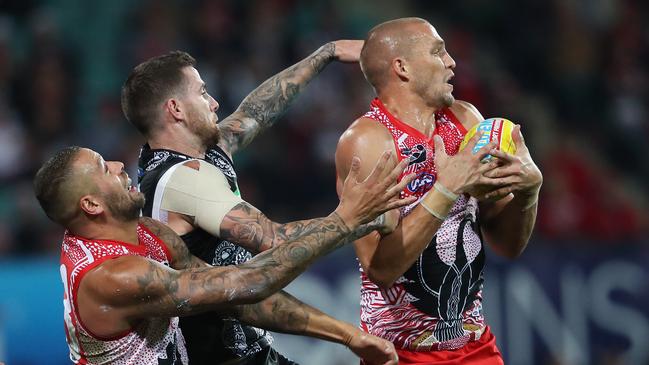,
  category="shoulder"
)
[448,100,485,130]
[336,117,396,177]
[139,216,166,236]
[81,255,166,301]
[337,117,393,153]
[165,159,229,191]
